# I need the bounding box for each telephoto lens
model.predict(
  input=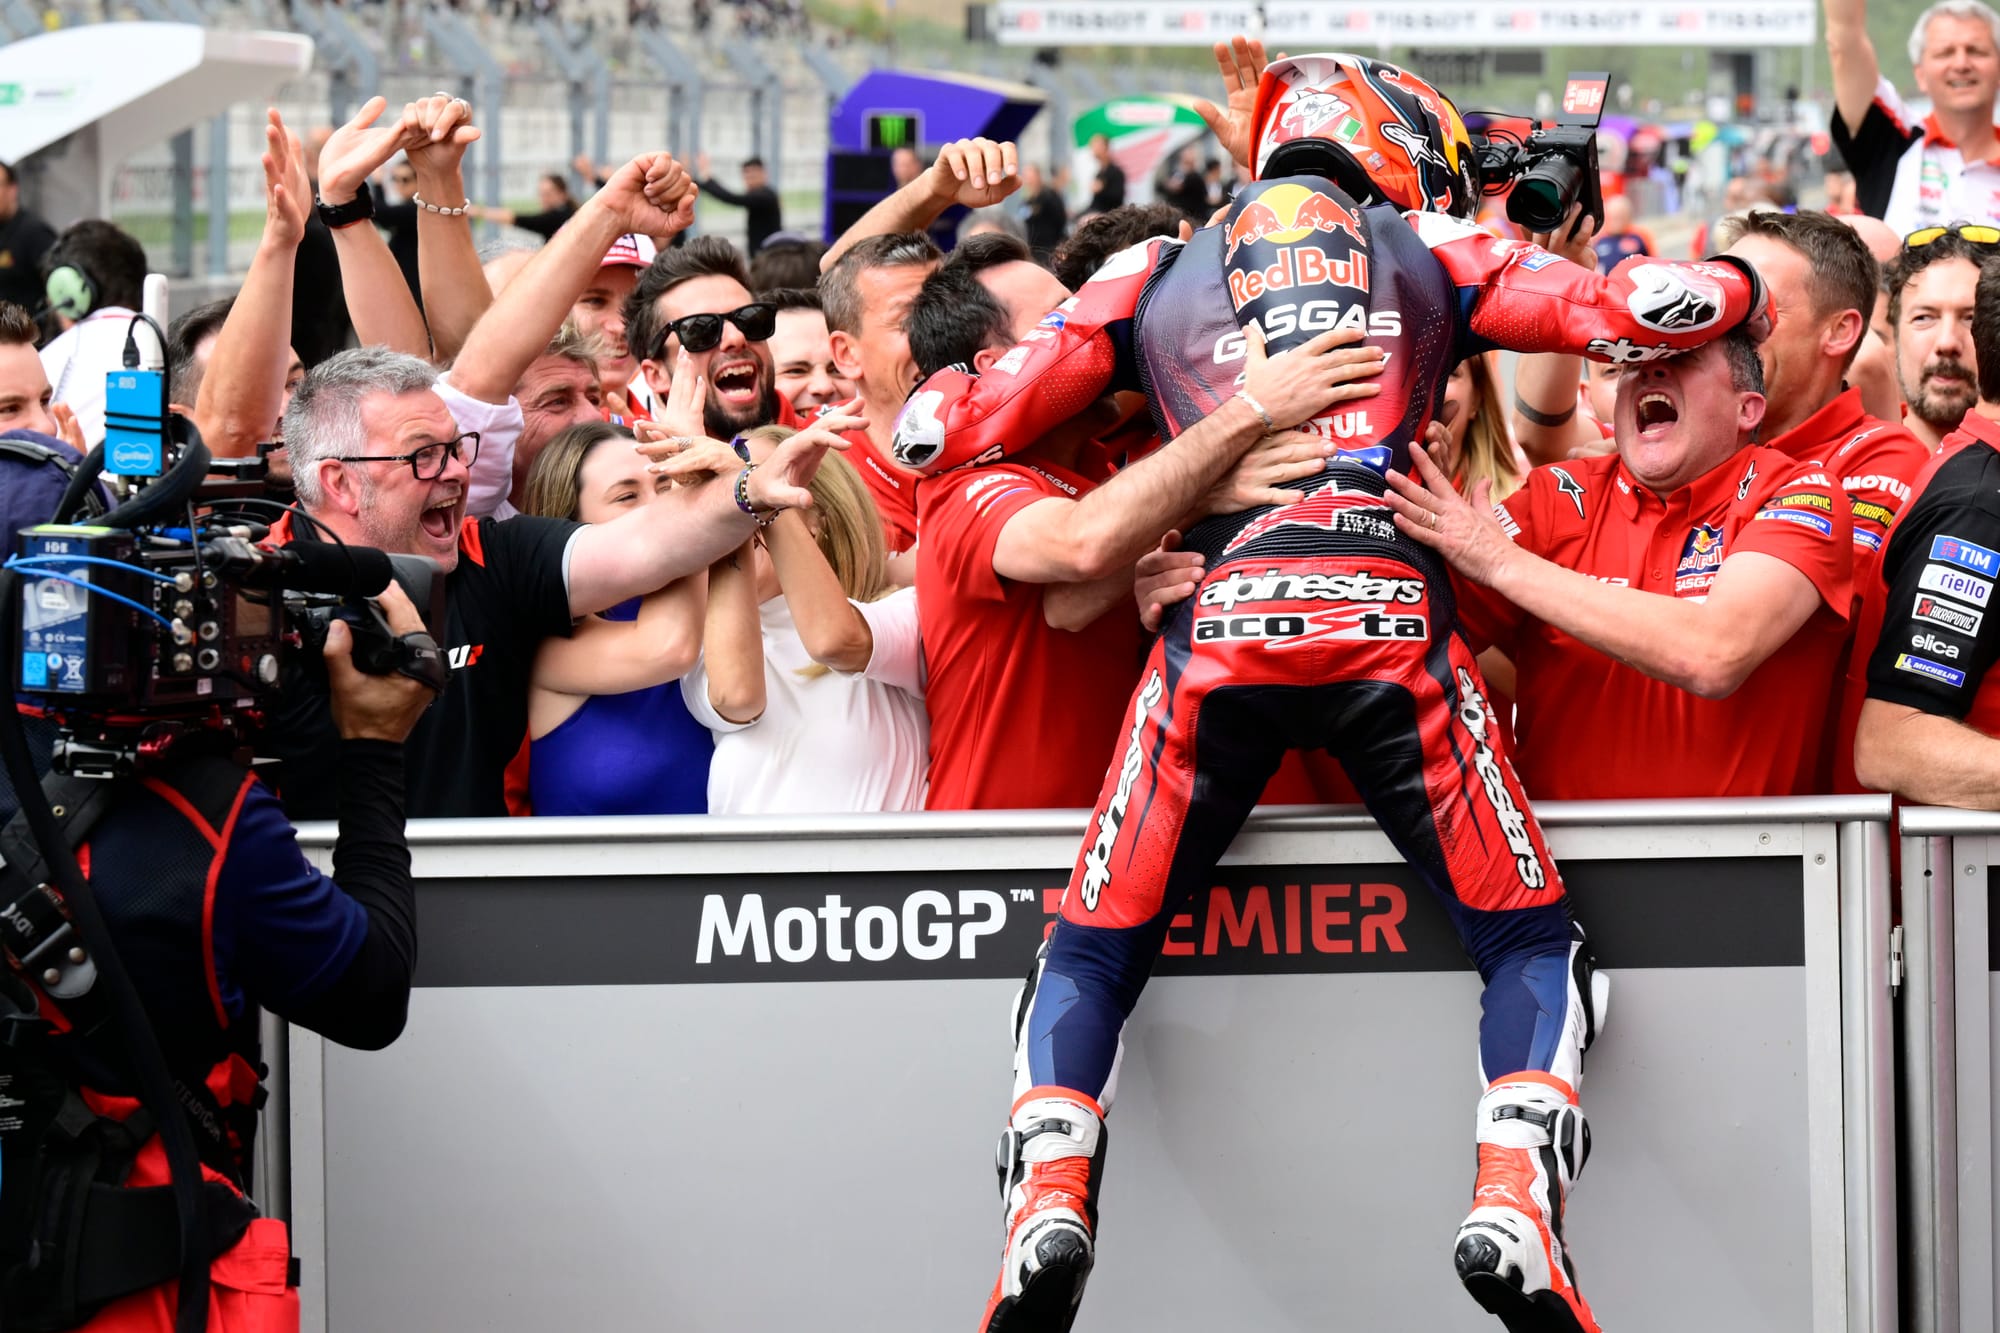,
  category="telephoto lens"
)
[1507,155,1582,234]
